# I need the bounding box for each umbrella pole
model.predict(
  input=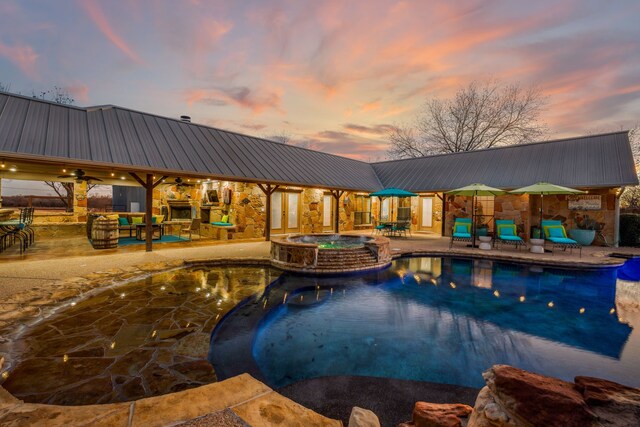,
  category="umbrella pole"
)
[472,195,477,248]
